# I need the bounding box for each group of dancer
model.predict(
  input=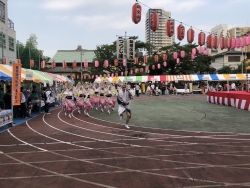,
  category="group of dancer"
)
[58,80,133,129]
[59,81,117,118]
